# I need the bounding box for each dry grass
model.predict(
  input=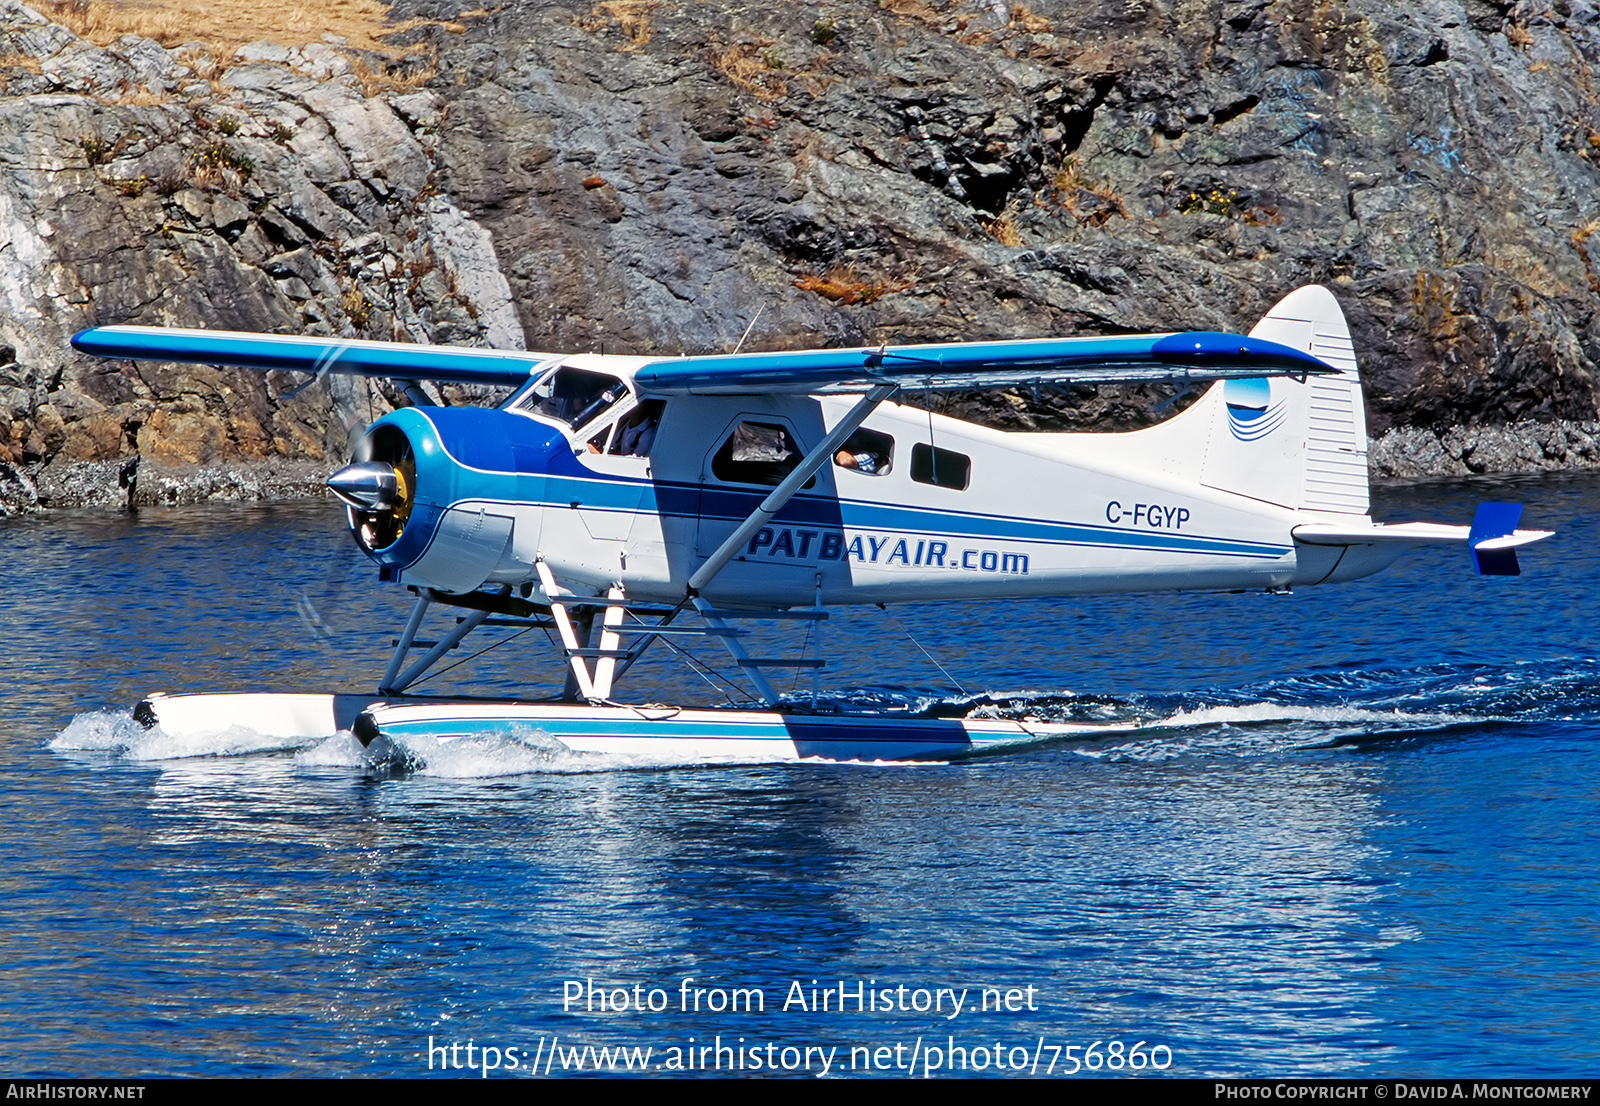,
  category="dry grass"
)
[1009,4,1052,33]
[573,1,657,51]
[385,7,500,37]
[707,34,833,102]
[0,52,44,73]
[347,47,437,96]
[1047,157,1128,227]
[793,265,912,306]
[878,0,946,27]
[709,37,788,101]
[107,85,167,104]
[1571,218,1600,294]
[953,2,1053,48]
[43,0,184,45]
[983,205,1022,246]
[40,0,475,57]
